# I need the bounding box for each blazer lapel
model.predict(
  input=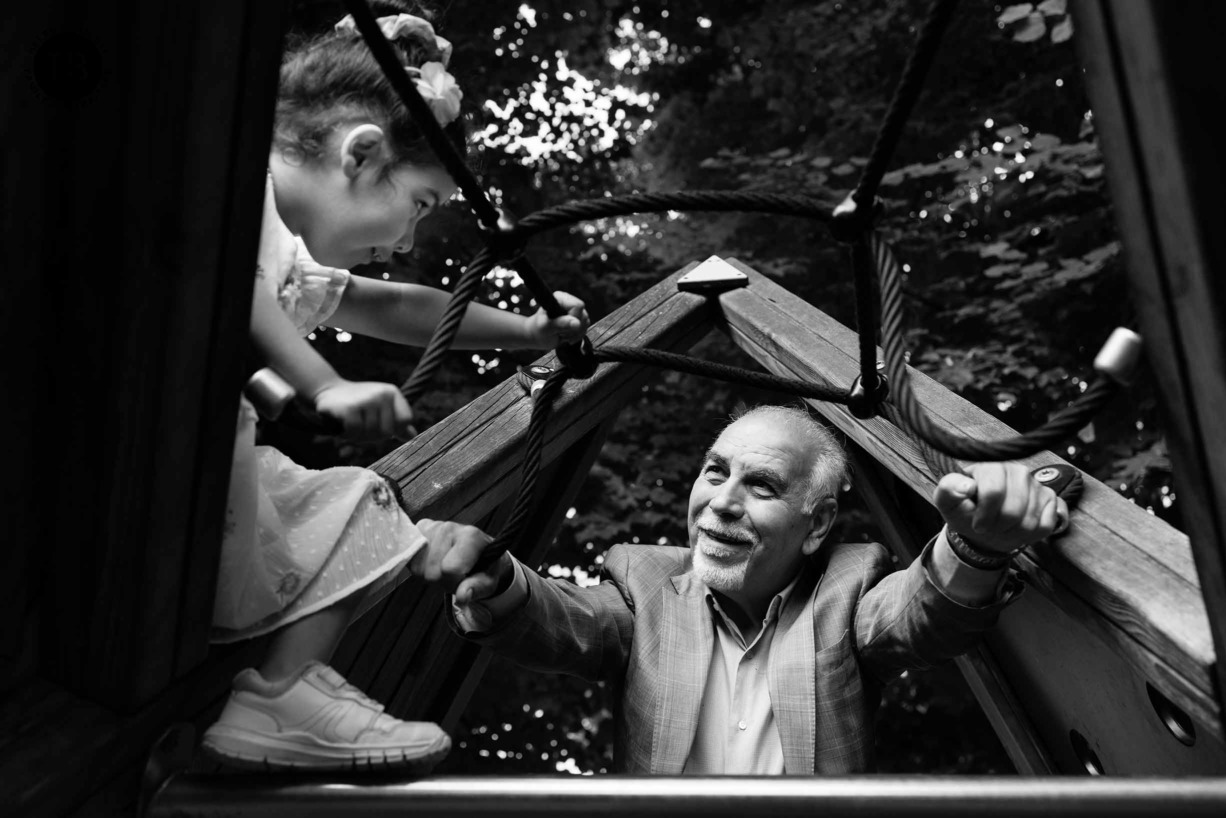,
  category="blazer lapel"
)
[650,573,712,774]
[768,565,819,774]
